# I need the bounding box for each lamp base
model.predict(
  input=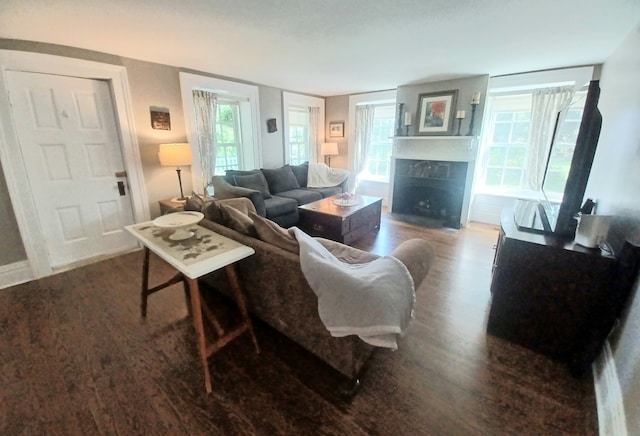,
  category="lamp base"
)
[170,197,188,204]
